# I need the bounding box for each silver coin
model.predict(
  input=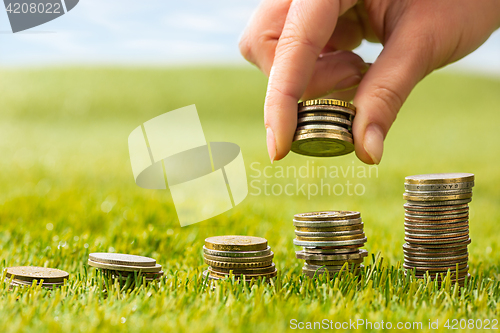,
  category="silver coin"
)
[87,259,162,273]
[296,249,368,261]
[404,188,472,196]
[89,253,156,267]
[303,246,361,254]
[404,208,468,216]
[405,198,472,206]
[404,203,469,212]
[297,115,351,127]
[403,242,470,253]
[293,217,362,228]
[294,229,364,237]
[404,212,469,220]
[202,246,272,258]
[404,182,474,191]
[296,123,350,133]
[404,236,470,246]
[203,252,274,263]
[404,221,469,230]
[298,104,355,116]
[293,237,367,247]
[405,231,469,239]
[403,253,468,262]
[405,173,475,184]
